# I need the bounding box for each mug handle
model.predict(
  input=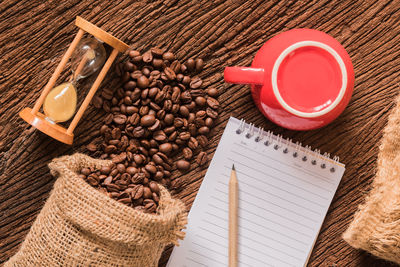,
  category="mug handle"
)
[224,67,264,85]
